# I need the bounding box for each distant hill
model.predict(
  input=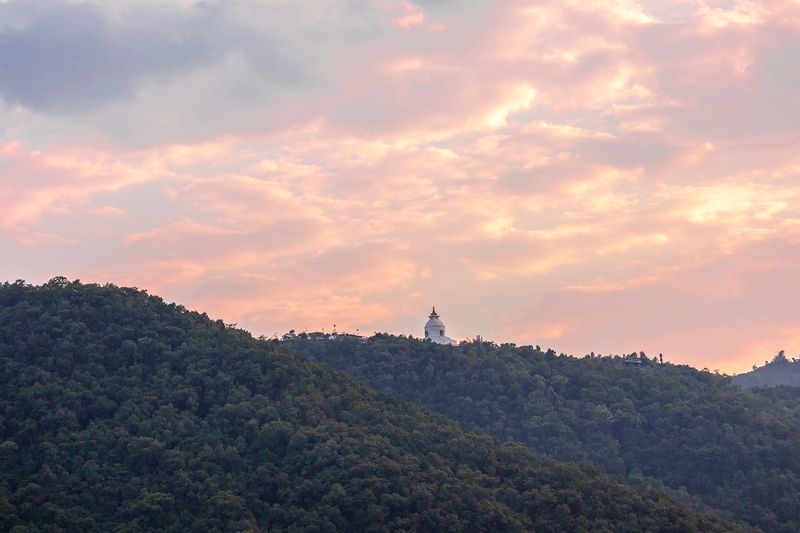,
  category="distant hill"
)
[0,279,733,532]
[290,334,800,532]
[733,352,800,388]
